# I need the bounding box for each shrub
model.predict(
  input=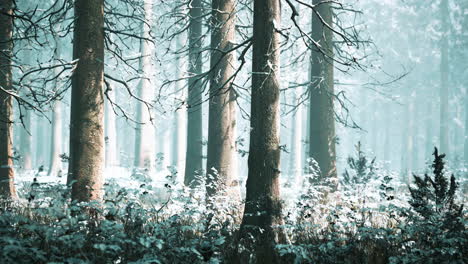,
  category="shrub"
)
[396,148,467,263]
